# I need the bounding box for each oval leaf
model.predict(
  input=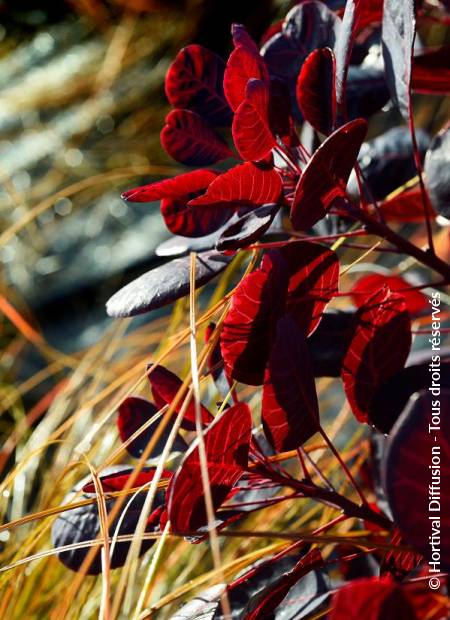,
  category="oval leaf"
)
[161,109,233,166]
[383,390,450,570]
[147,364,214,431]
[215,203,279,251]
[106,251,231,317]
[232,79,277,161]
[165,44,232,126]
[329,576,417,620]
[224,43,269,112]
[291,119,367,230]
[243,550,324,620]
[189,162,282,208]
[52,467,165,574]
[351,274,427,316]
[424,124,450,219]
[117,396,187,458]
[296,48,336,135]
[121,169,217,203]
[167,402,252,533]
[341,288,411,422]
[220,252,288,385]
